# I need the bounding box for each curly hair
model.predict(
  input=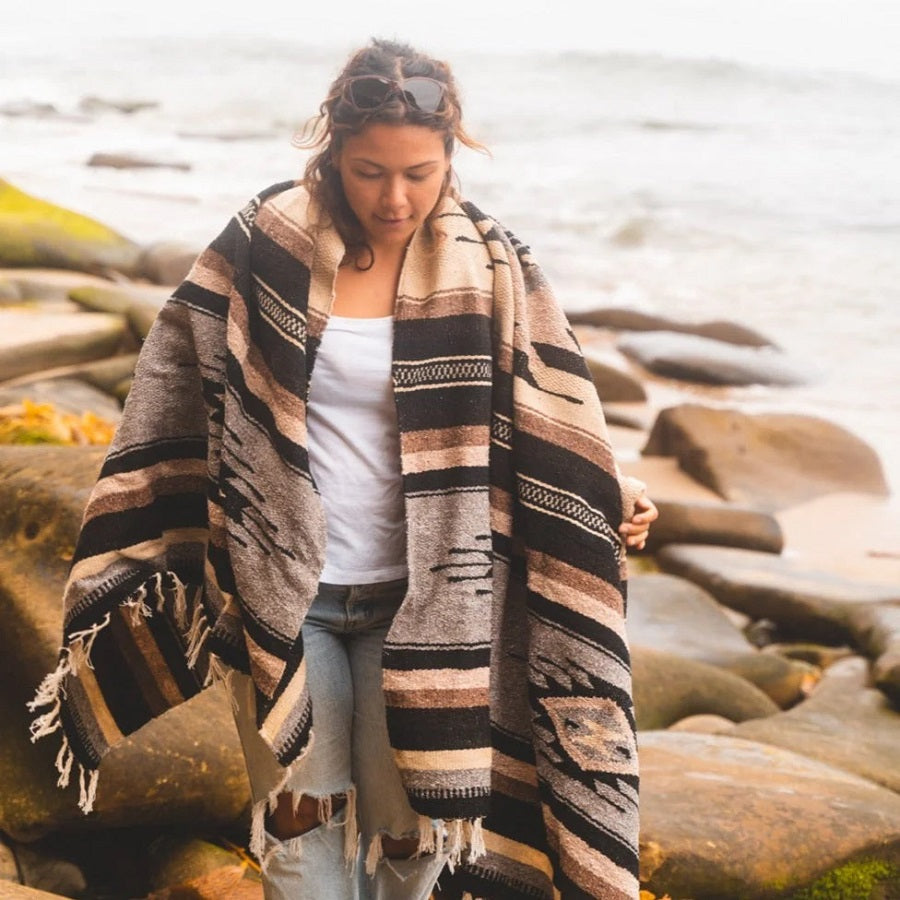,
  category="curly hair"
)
[294,38,486,267]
